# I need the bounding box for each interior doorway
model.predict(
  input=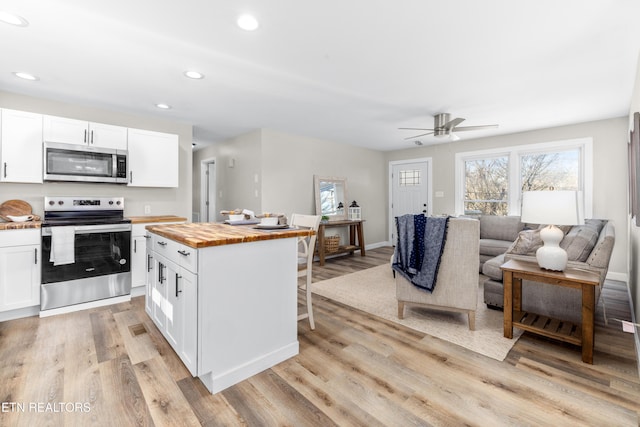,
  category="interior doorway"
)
[200,157,217,222]
[388,158,432,243]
